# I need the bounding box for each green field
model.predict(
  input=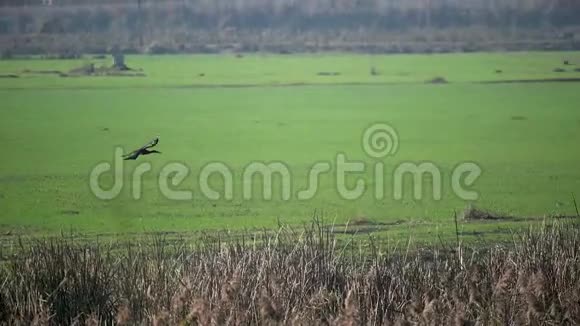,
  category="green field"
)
[1,52,580,240]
